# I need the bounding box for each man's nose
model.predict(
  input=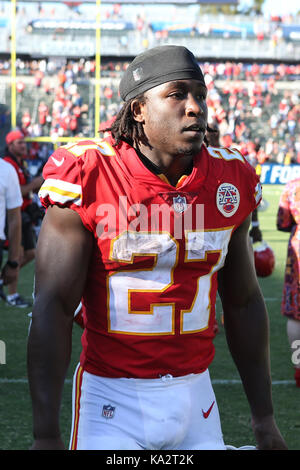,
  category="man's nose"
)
[185,94,204,117]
